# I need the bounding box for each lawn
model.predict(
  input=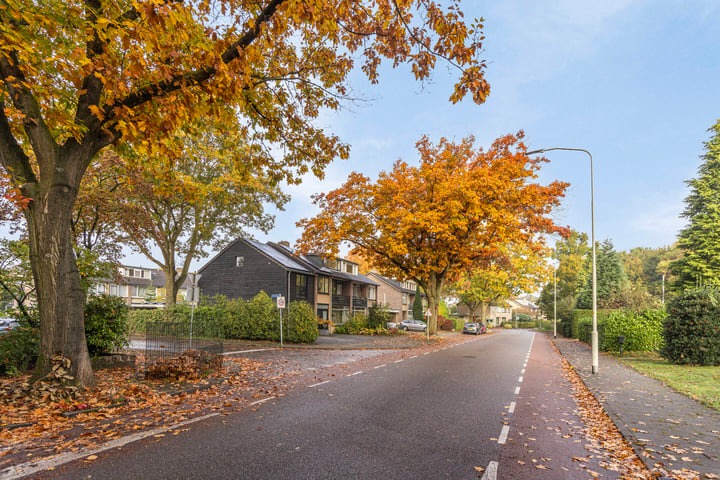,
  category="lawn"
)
[613,351,720,411]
